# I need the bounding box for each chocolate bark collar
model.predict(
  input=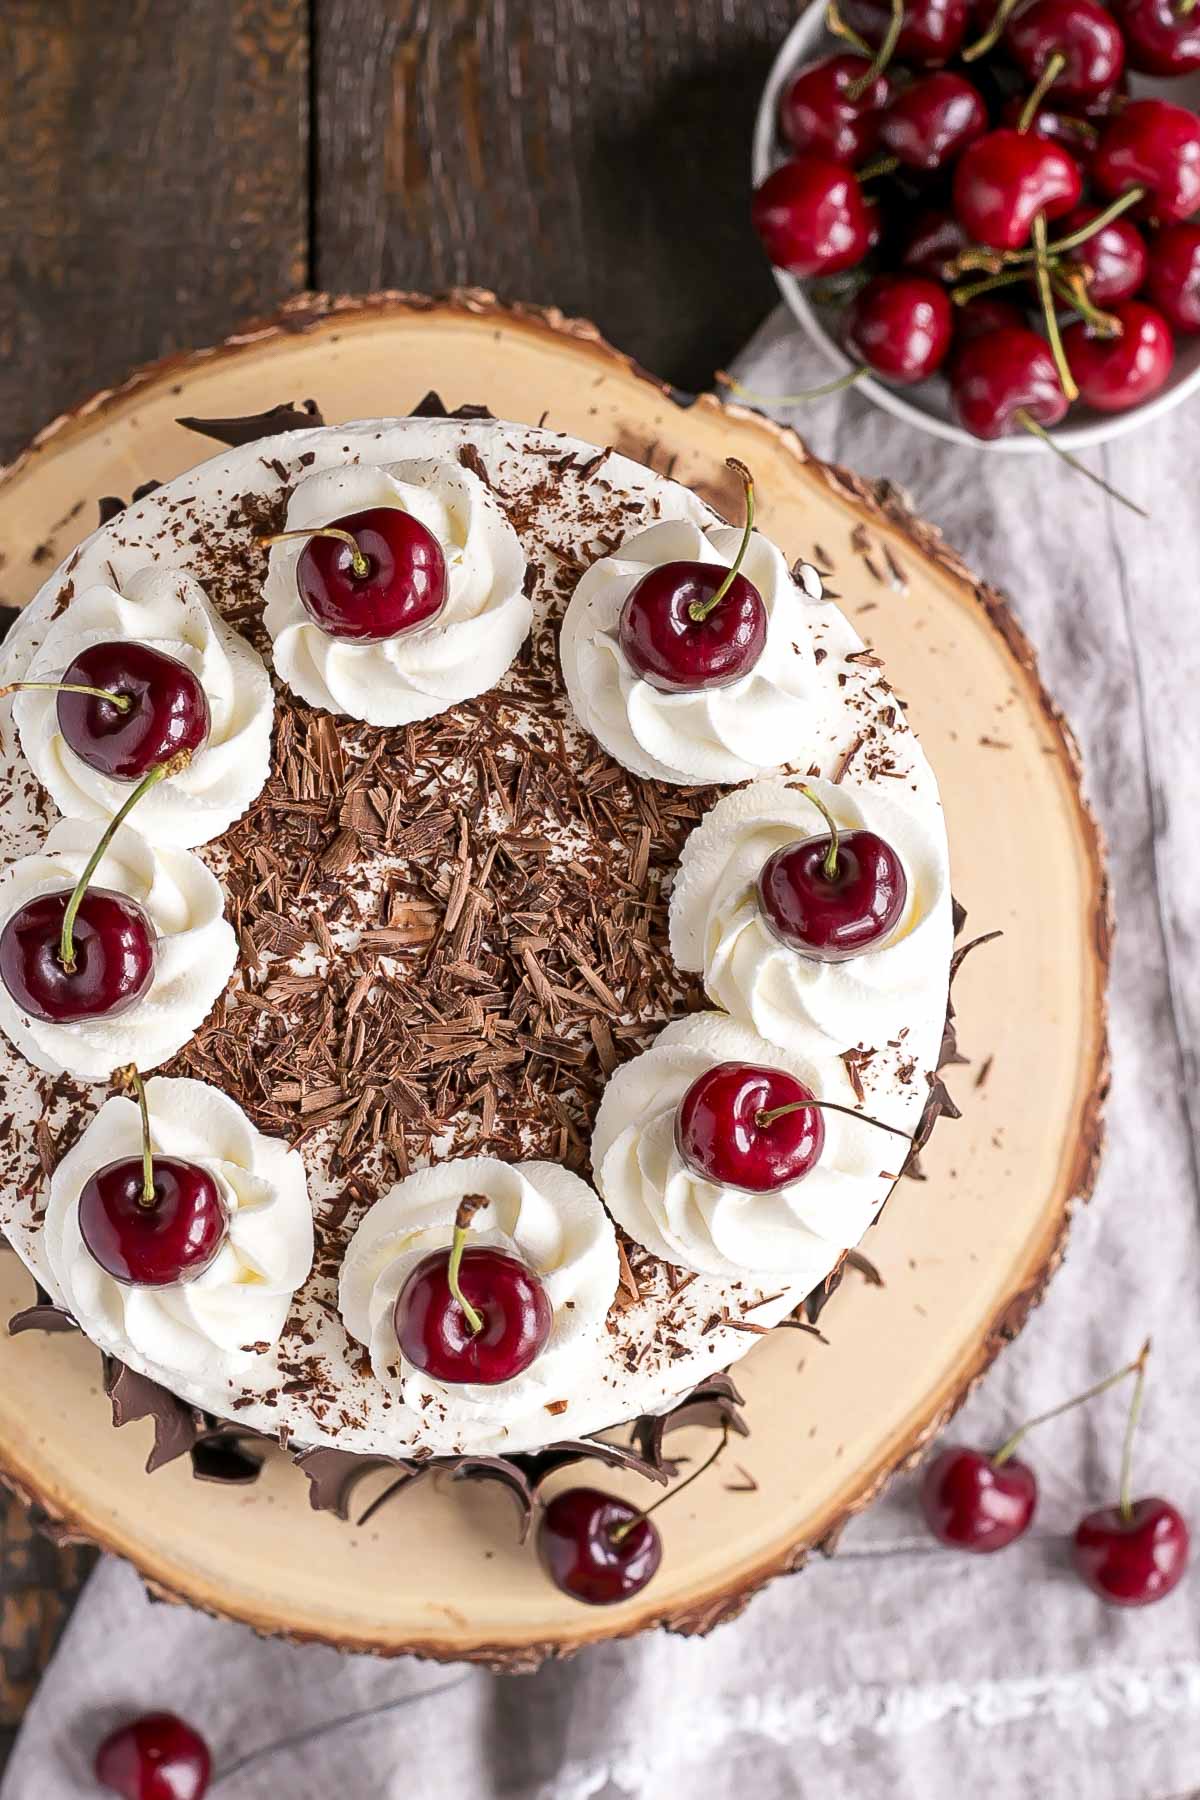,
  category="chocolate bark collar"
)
[9,1283,77,1335]
[176,399,325,446]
